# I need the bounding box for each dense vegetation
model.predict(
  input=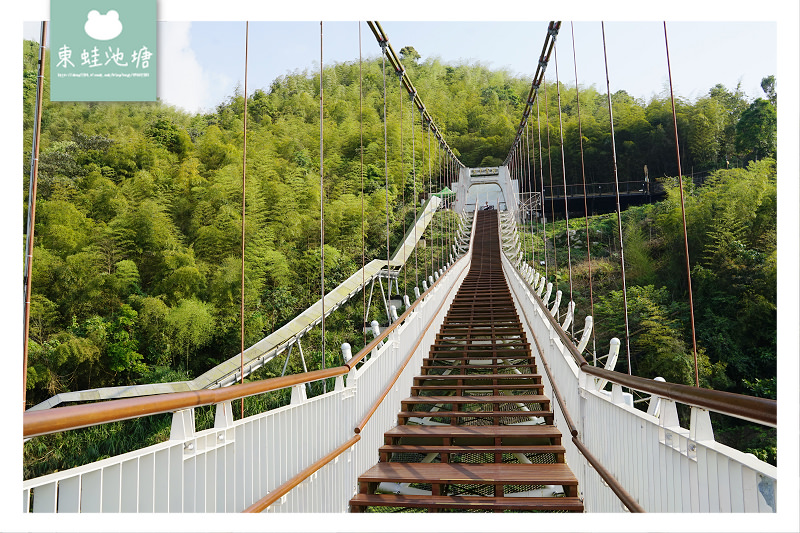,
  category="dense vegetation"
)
[516,158,776,463]
[23,37,777,471]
